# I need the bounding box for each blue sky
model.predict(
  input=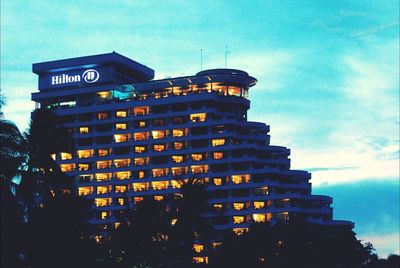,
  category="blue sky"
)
[1,0,399,257]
